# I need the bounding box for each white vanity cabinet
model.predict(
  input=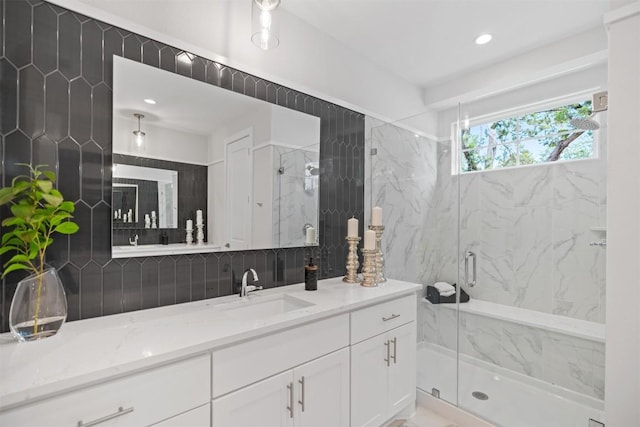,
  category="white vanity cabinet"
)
[350,294,417,427]
[0,279,422,427]
[0,354,211,427]
[211,314,350,427]
[212,348,349,427]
